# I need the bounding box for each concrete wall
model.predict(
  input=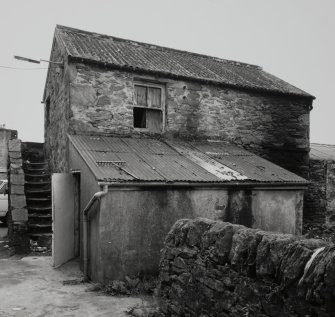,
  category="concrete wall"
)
[92,186,303,282]
[96,188,229,281]
[252,189,303,235]
[44,59,310,178]
[68,142,100,279]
